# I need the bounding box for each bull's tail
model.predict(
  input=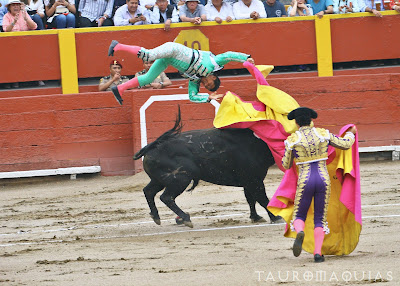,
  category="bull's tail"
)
[133,106,183,160]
